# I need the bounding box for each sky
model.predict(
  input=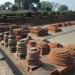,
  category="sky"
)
[0,0,75,10]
